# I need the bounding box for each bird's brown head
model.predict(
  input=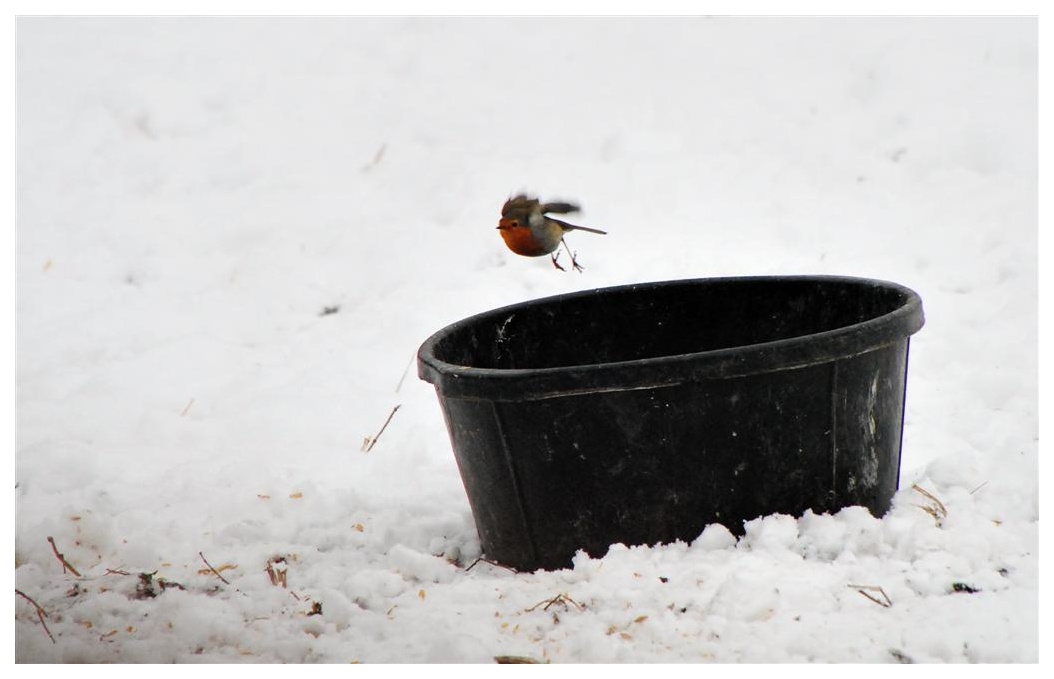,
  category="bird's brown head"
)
[497,194,539,231]
[501,194,537,215]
